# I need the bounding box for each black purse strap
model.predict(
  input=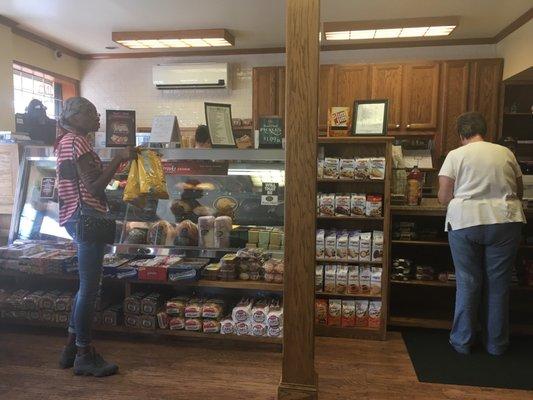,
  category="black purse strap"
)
[70,137,87,215]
